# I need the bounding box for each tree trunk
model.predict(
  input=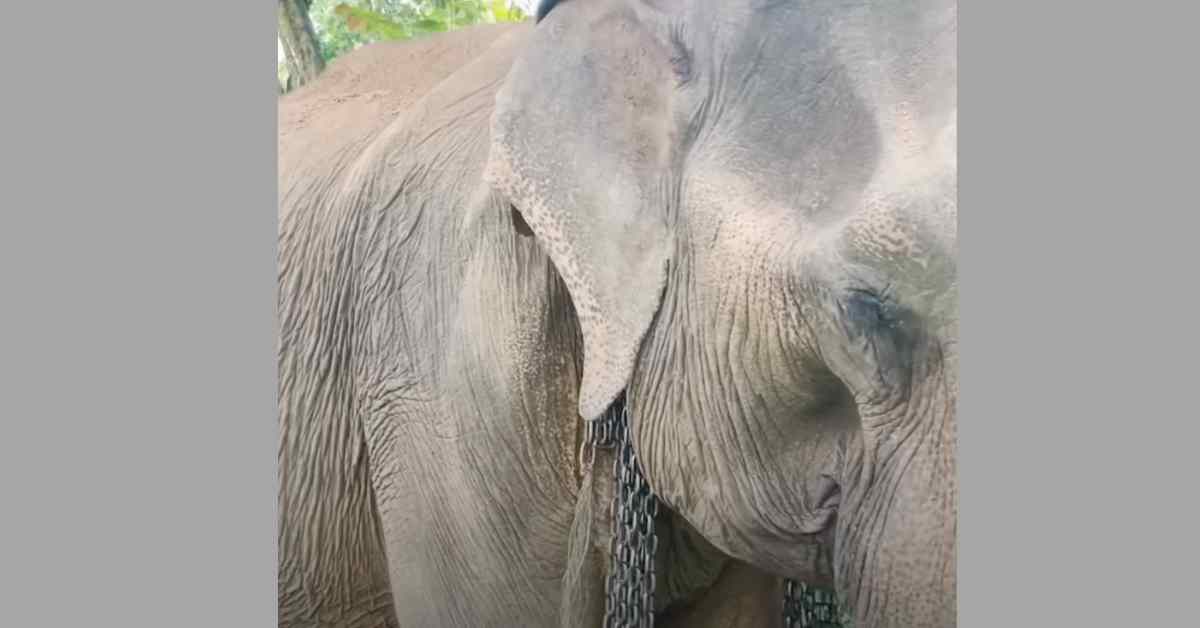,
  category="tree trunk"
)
[278,0,324,93]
